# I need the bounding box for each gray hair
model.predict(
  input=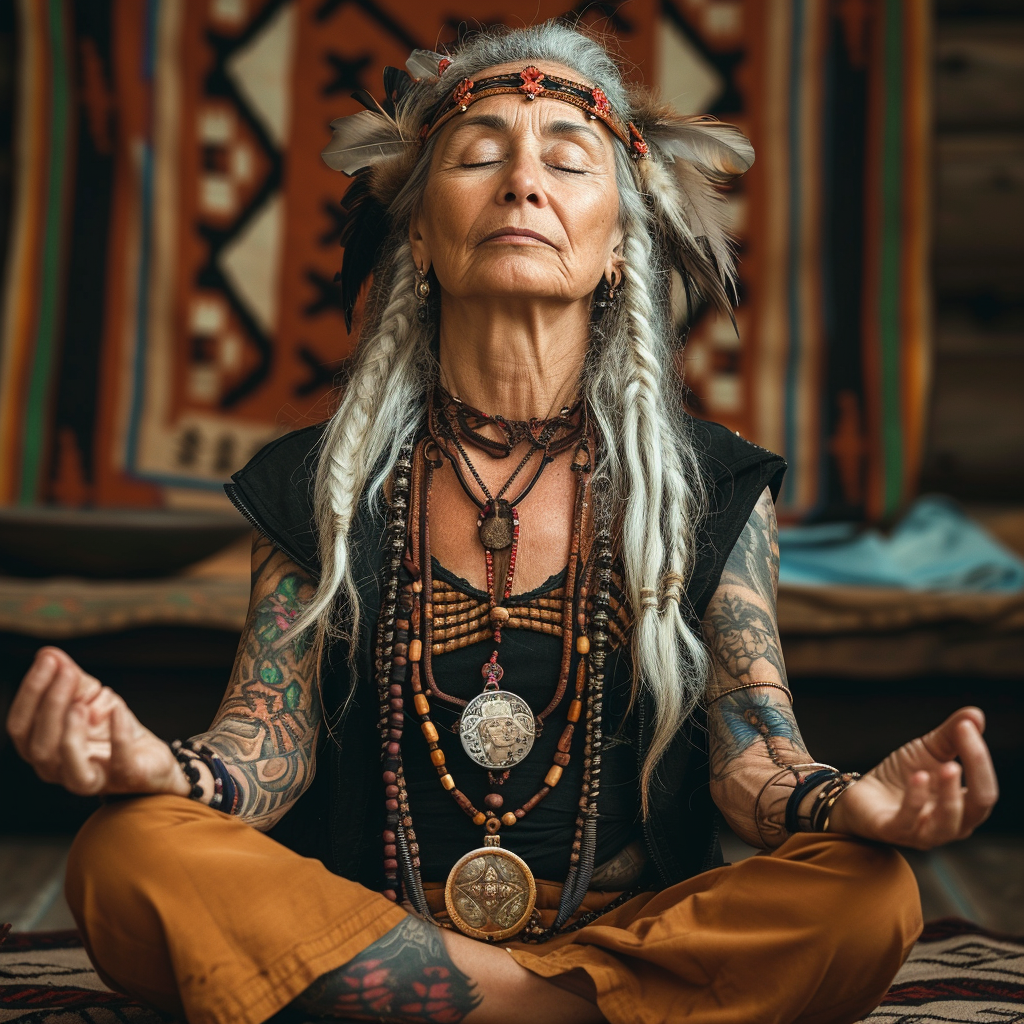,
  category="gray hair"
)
[296,22,711,813]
